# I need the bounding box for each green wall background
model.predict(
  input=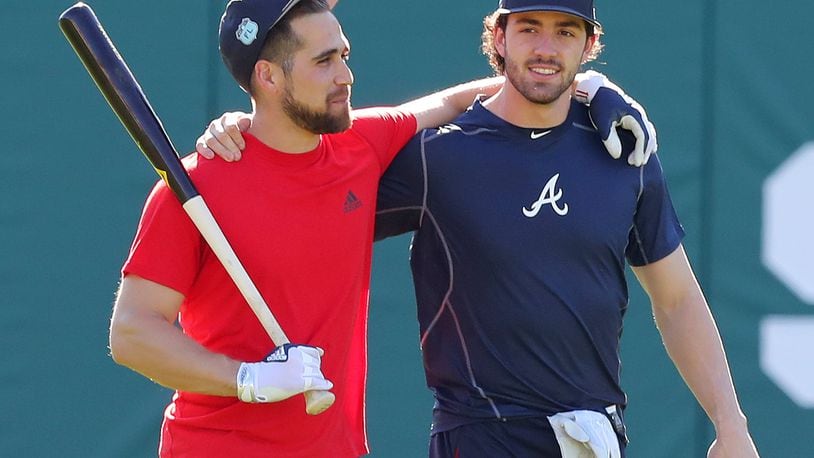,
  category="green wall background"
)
[2,1,812,456]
